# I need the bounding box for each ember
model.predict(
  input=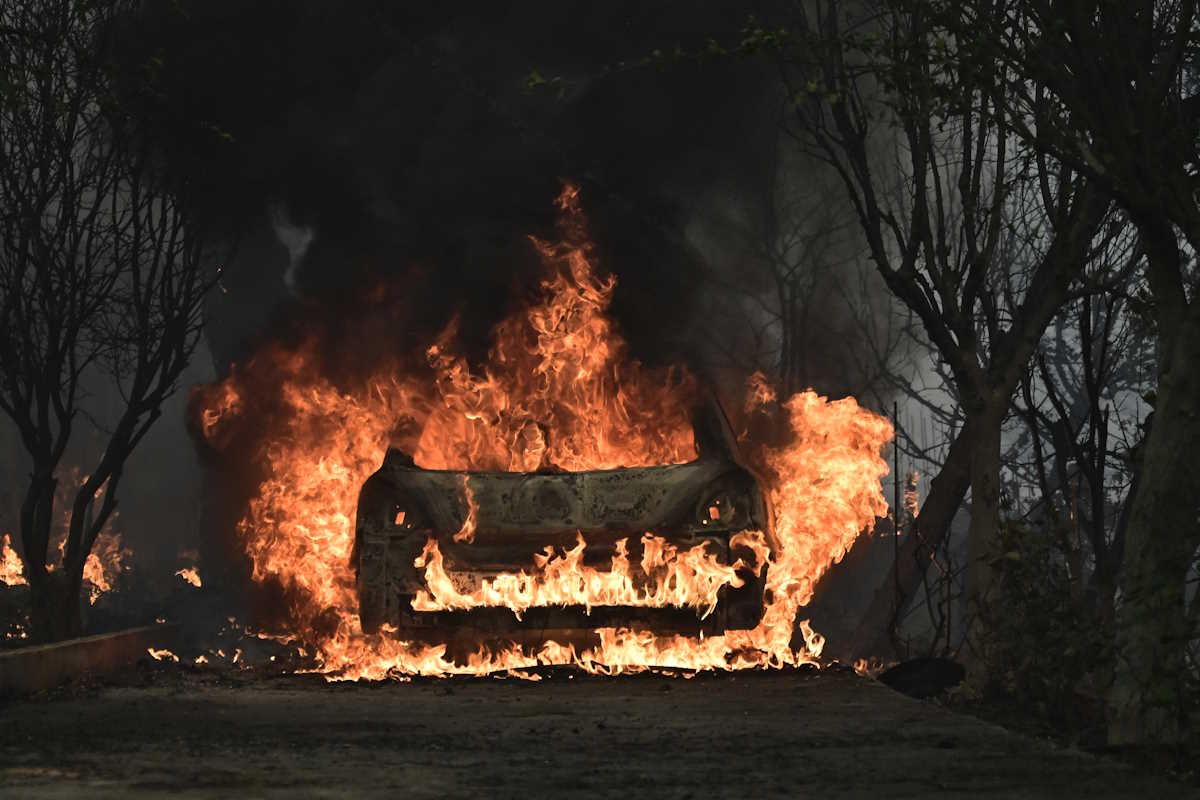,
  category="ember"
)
[175,567,203,588]
[195,184,893,678]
